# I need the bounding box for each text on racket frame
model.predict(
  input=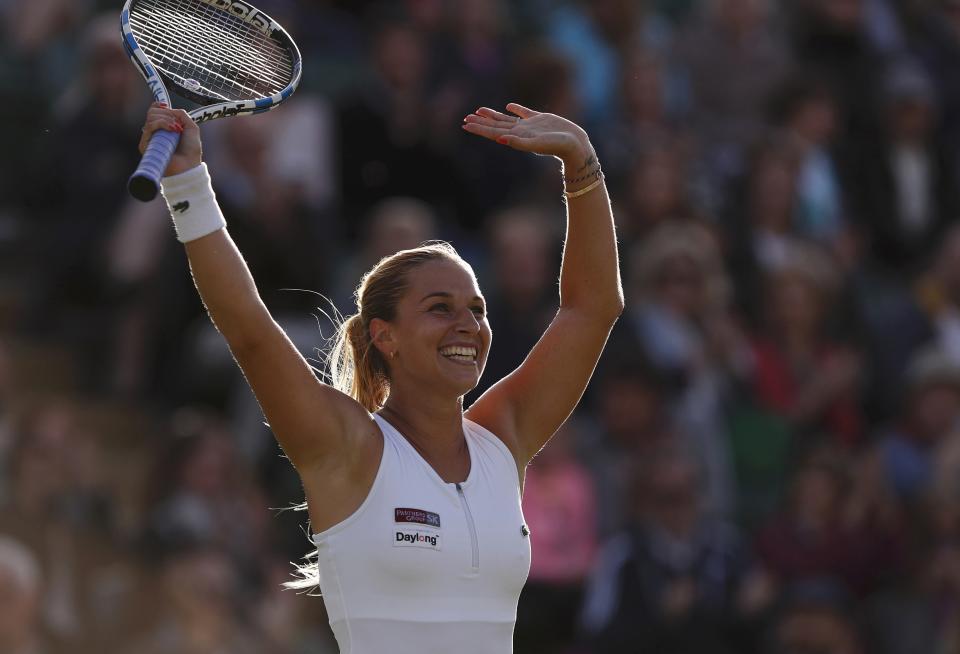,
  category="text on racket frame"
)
[197,0,274,36]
